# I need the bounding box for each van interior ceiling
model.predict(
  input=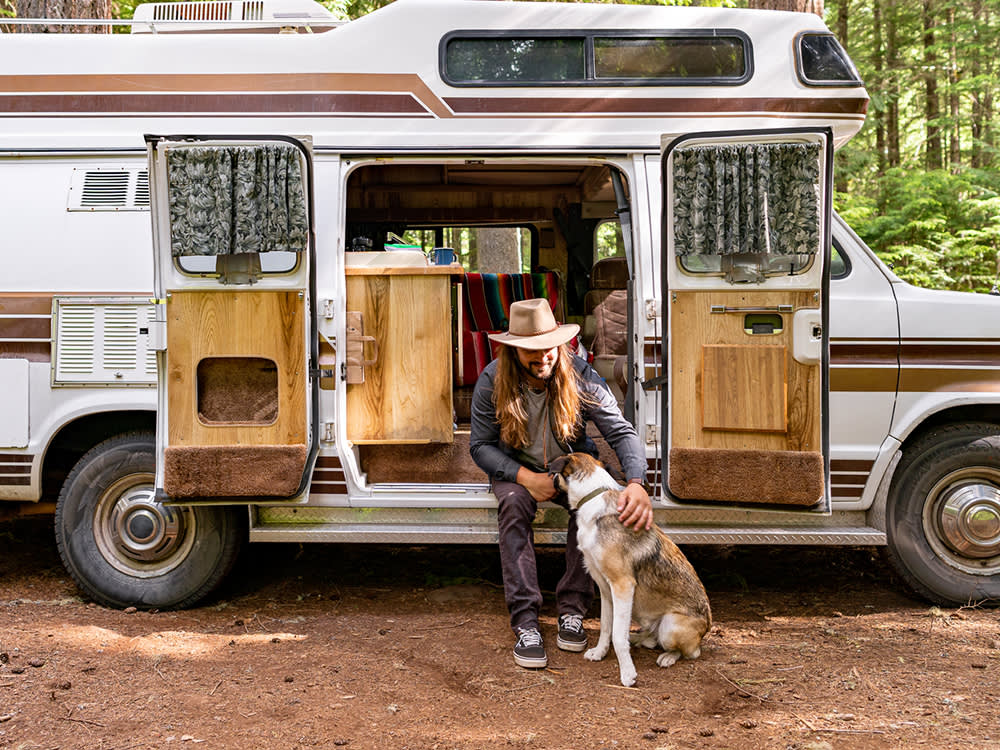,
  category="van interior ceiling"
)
[343,161,630,485]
